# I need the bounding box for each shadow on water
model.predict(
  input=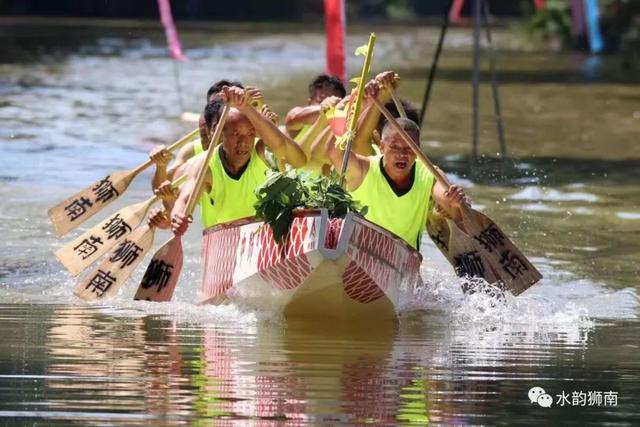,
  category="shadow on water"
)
[395,63,640,85]
[432,155,640,186]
